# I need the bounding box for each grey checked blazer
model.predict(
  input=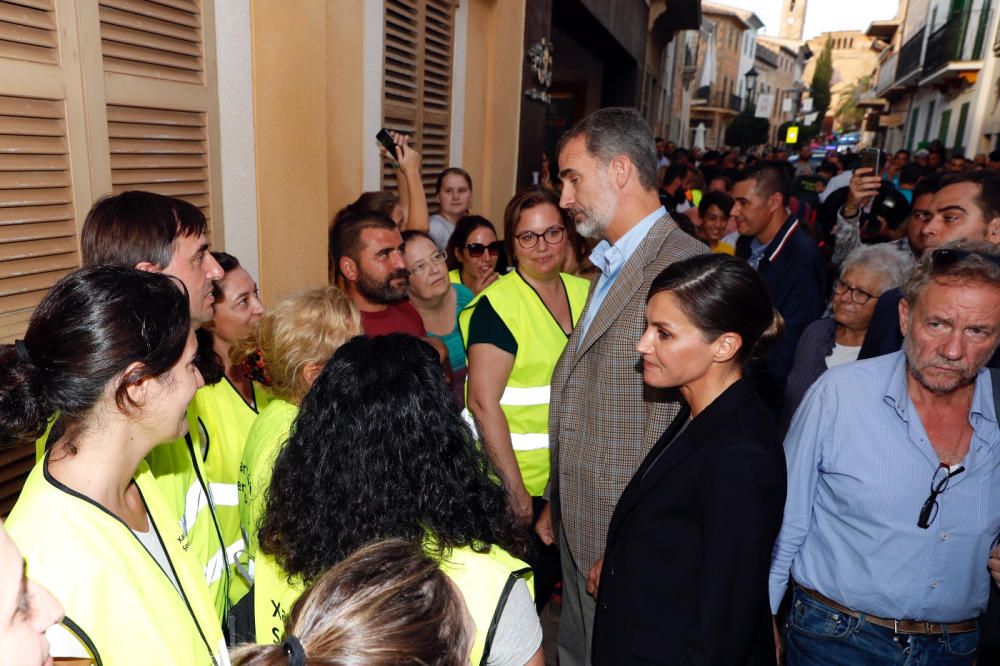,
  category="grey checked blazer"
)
[549,213,708,575]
